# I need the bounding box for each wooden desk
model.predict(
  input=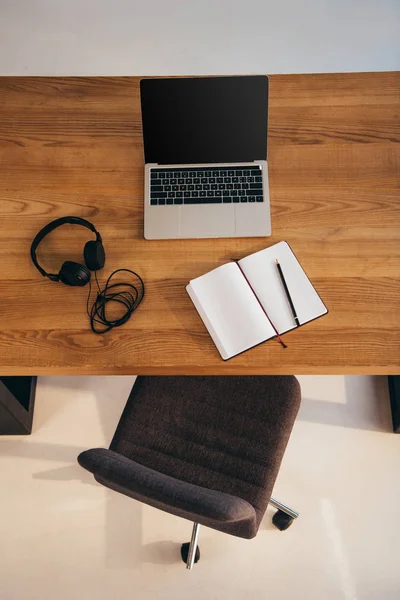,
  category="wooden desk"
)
[0,73,399,375]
